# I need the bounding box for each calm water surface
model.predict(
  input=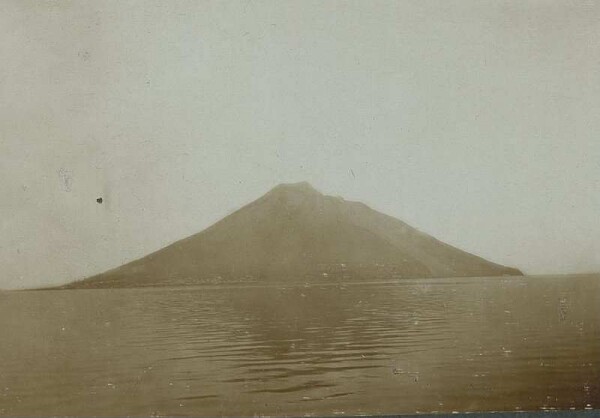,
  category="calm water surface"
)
[1,275,599,416]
